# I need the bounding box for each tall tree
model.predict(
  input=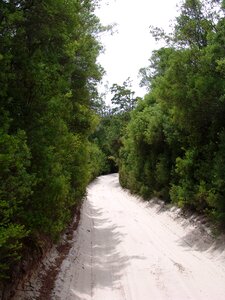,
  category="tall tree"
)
[110,78,139,114]
[0,0,104,281]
